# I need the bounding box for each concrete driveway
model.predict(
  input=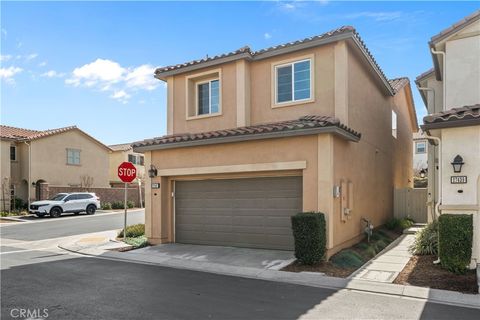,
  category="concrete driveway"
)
[121,243,295,270]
